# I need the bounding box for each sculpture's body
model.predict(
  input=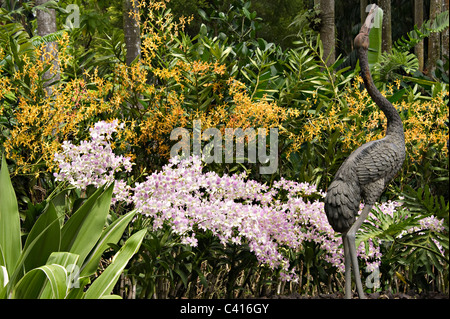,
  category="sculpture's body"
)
[324,5,405,299]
